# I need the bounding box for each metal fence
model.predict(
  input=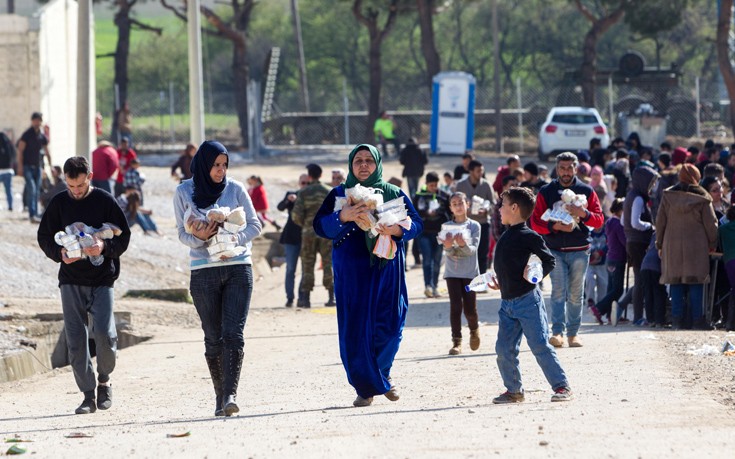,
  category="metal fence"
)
[110,76,729,153]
